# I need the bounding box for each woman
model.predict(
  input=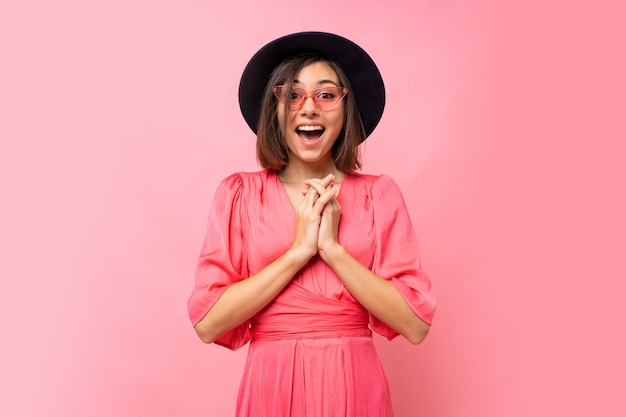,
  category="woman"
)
[188,32,436,417]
